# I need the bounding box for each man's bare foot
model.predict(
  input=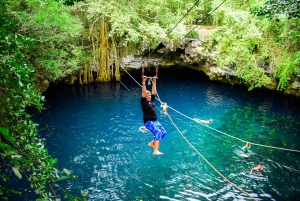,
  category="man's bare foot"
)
[148,143,154,149]
[153,151,164,155]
